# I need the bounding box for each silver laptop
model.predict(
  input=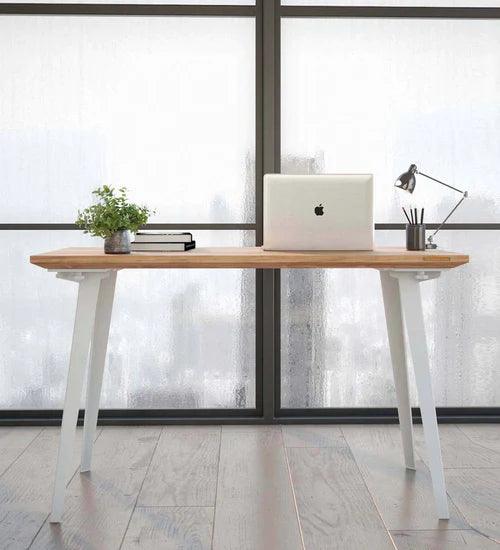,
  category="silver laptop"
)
[263,174,374,251]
